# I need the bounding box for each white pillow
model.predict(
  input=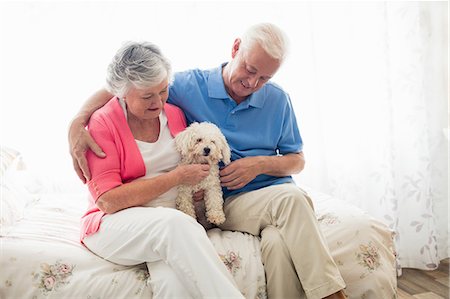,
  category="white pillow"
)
[1,145,22,176]
[1,146,44,234]
[0,185,31,234]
